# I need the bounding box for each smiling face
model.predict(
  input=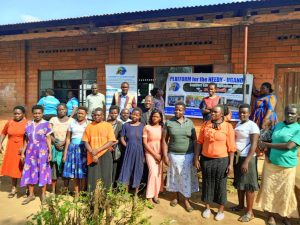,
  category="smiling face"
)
[285,106,298,124]
[238,107,250,122]
[109,109,119,121]
[208,84,217,97]
[93,110,103,123]
[211,106,223,121]
[144,96,153,109]
[33,109,43,122]
[120,109,130,121]
[121,83,129,95]
[77,109,87,122]
[174,104,185,119]
[57,105,67,118]
[91,84,98,95]
[13,109,24,122]
[131,110,141,123]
